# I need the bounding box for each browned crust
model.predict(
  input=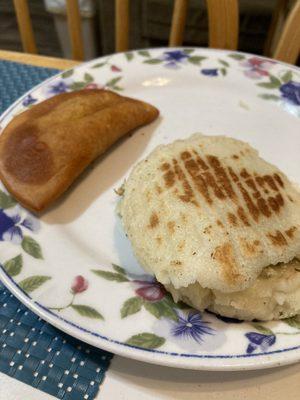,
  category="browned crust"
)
[0,89,159,211]
[212,242,241,285]
[149,212,159,228]
[158,149,291,252]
